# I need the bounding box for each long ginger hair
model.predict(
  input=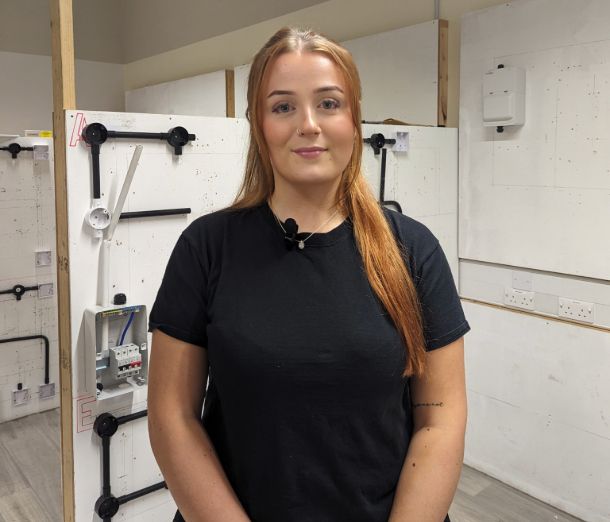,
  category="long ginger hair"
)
[229,27,426,378]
